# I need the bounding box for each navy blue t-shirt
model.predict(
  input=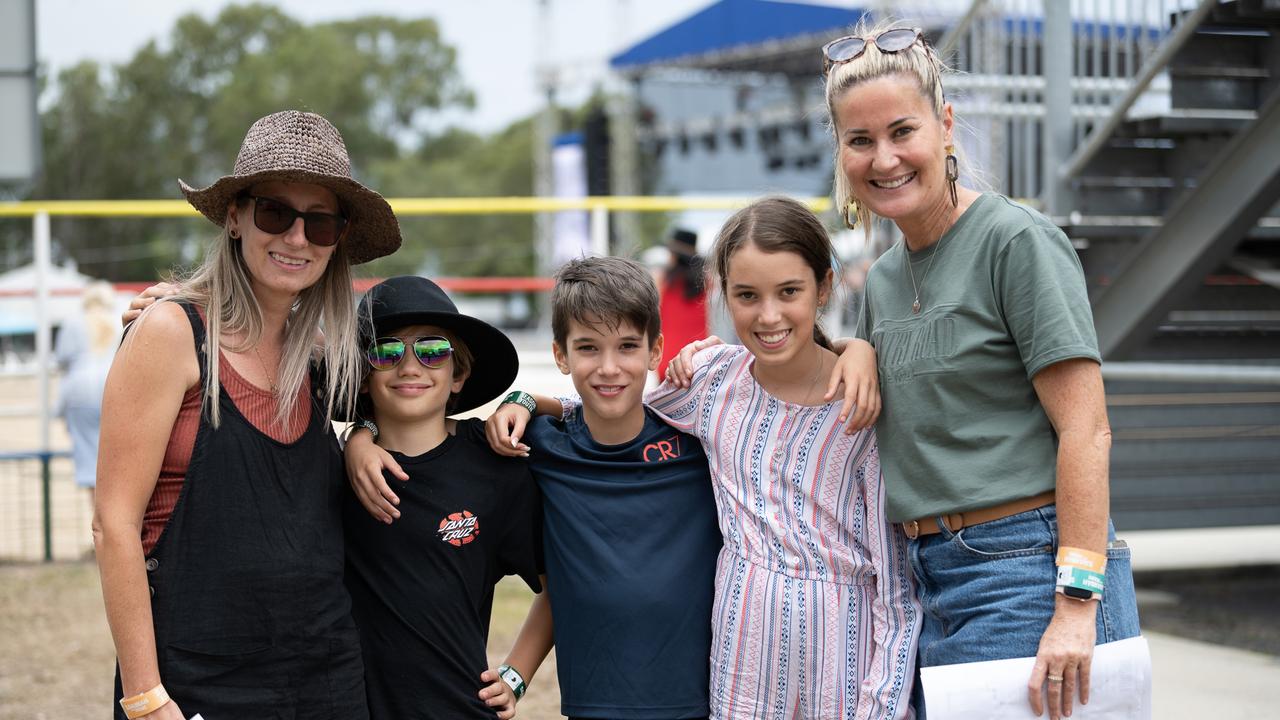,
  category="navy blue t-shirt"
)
[526,406,721,720]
